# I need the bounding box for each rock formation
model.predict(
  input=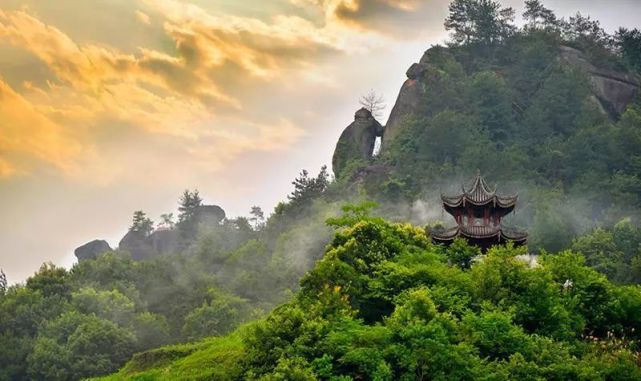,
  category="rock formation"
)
[148,229,179,256]
[116,204,225,260]
[559,45,640,117]
[380,45,640,150]
[383,61,429,148]
[332,107,384,179]
[194,205,226,226]
[74,239,112,262]
[119,231,156,261]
